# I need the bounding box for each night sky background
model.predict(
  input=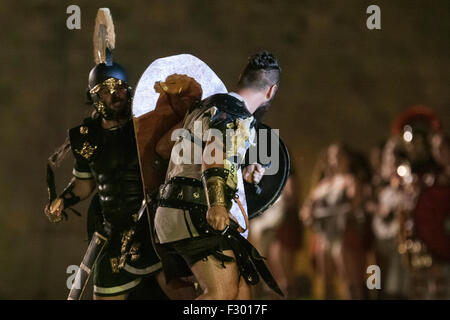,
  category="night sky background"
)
[0,0,449,299]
